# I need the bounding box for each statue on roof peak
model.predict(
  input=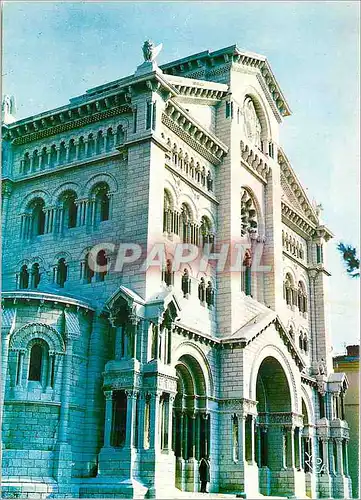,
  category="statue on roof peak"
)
[142,40,163,63]
[2,94,16,124]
